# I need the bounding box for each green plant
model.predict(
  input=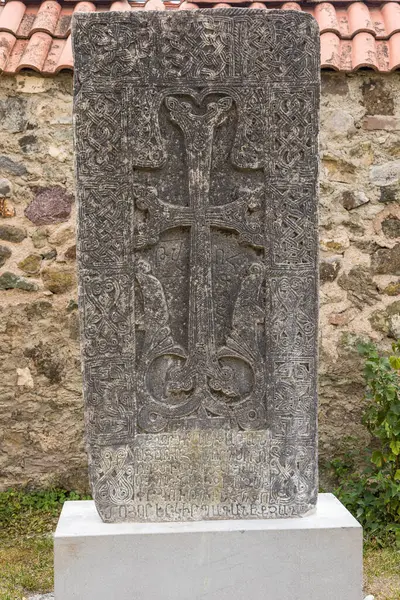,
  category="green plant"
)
[361,341,400,475]
[329,341,400,547]
[0,488,91,540]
